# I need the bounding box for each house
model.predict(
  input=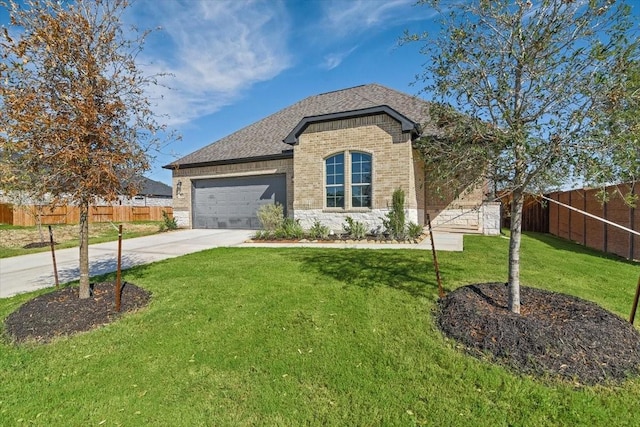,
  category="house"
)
[0,176,172,207]
[114,177,173,207]
[164,84,500,235]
